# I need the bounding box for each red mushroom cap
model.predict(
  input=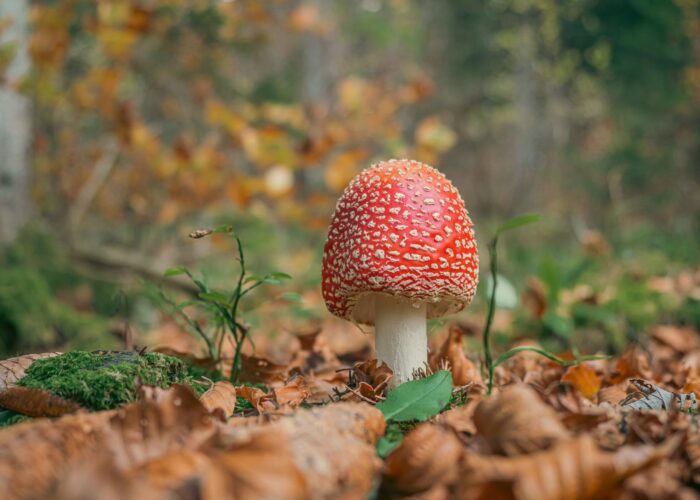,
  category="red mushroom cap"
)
[322,159,478,324]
